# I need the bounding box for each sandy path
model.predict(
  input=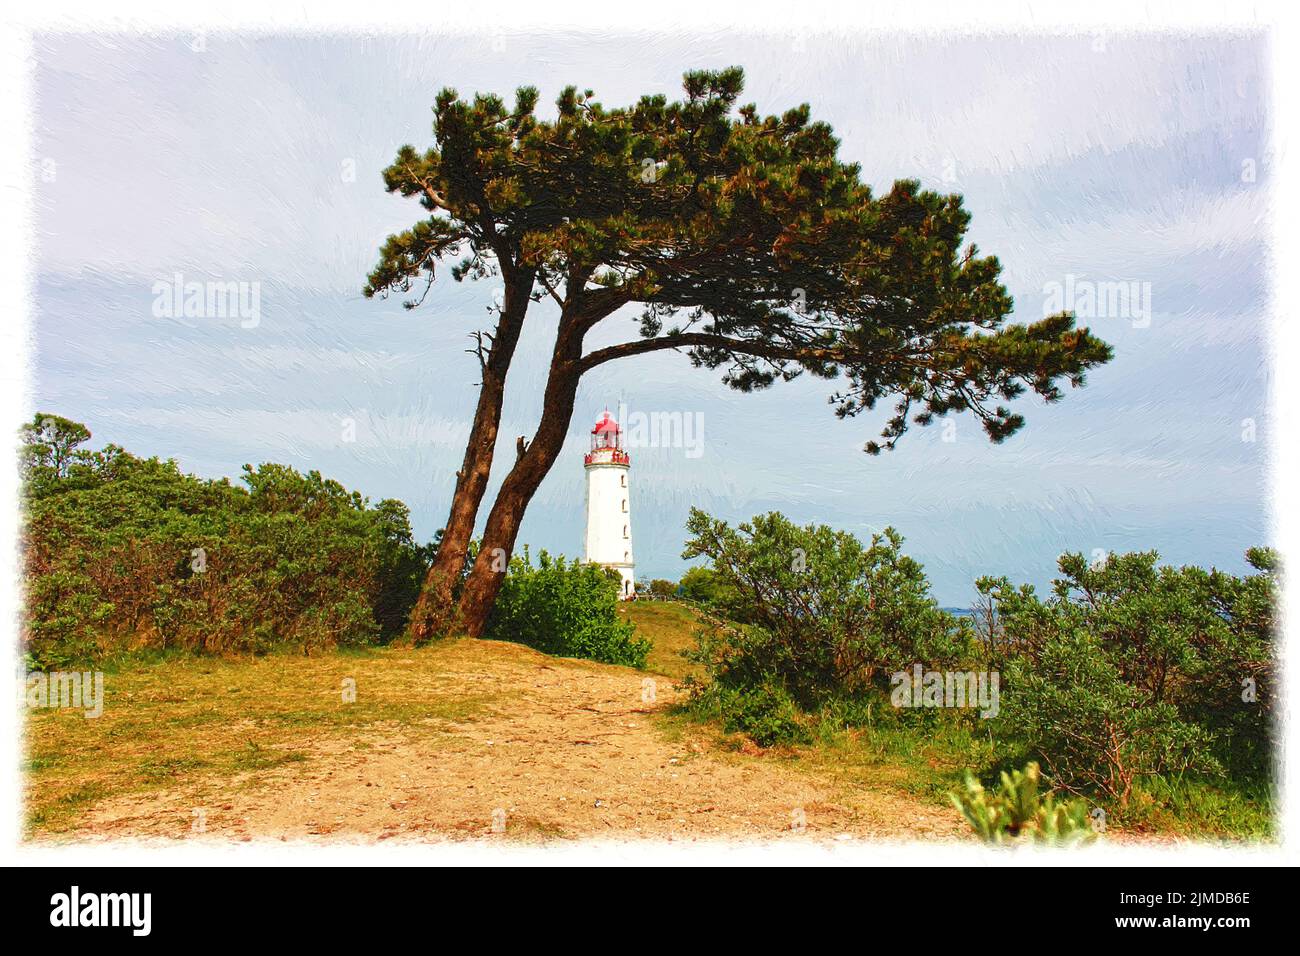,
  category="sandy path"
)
[69,640,965,843]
